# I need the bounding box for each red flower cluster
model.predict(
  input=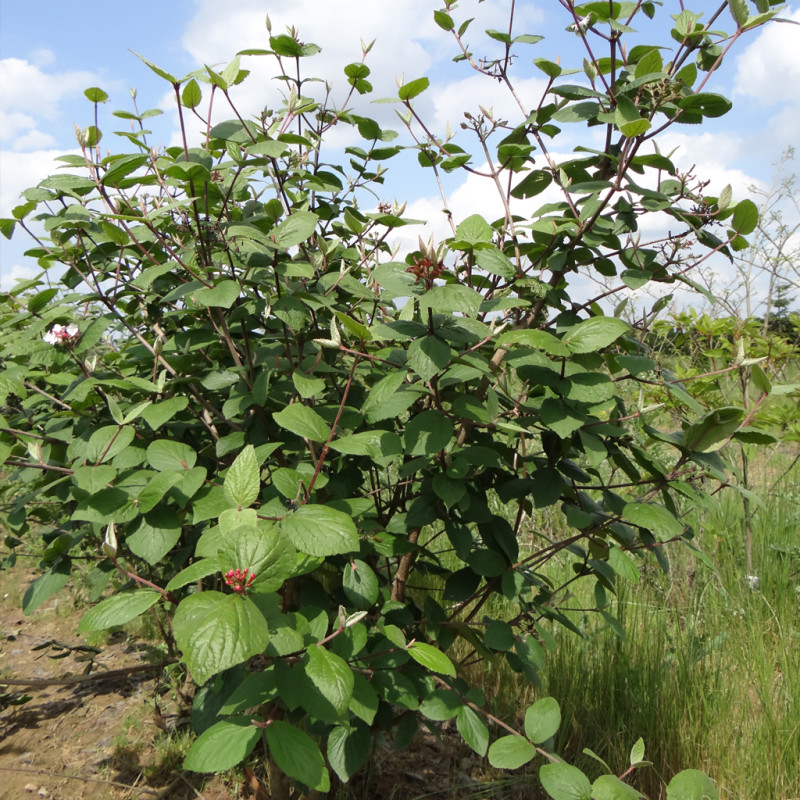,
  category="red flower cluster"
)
[406,236,447,289]
[224,568,256,594]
